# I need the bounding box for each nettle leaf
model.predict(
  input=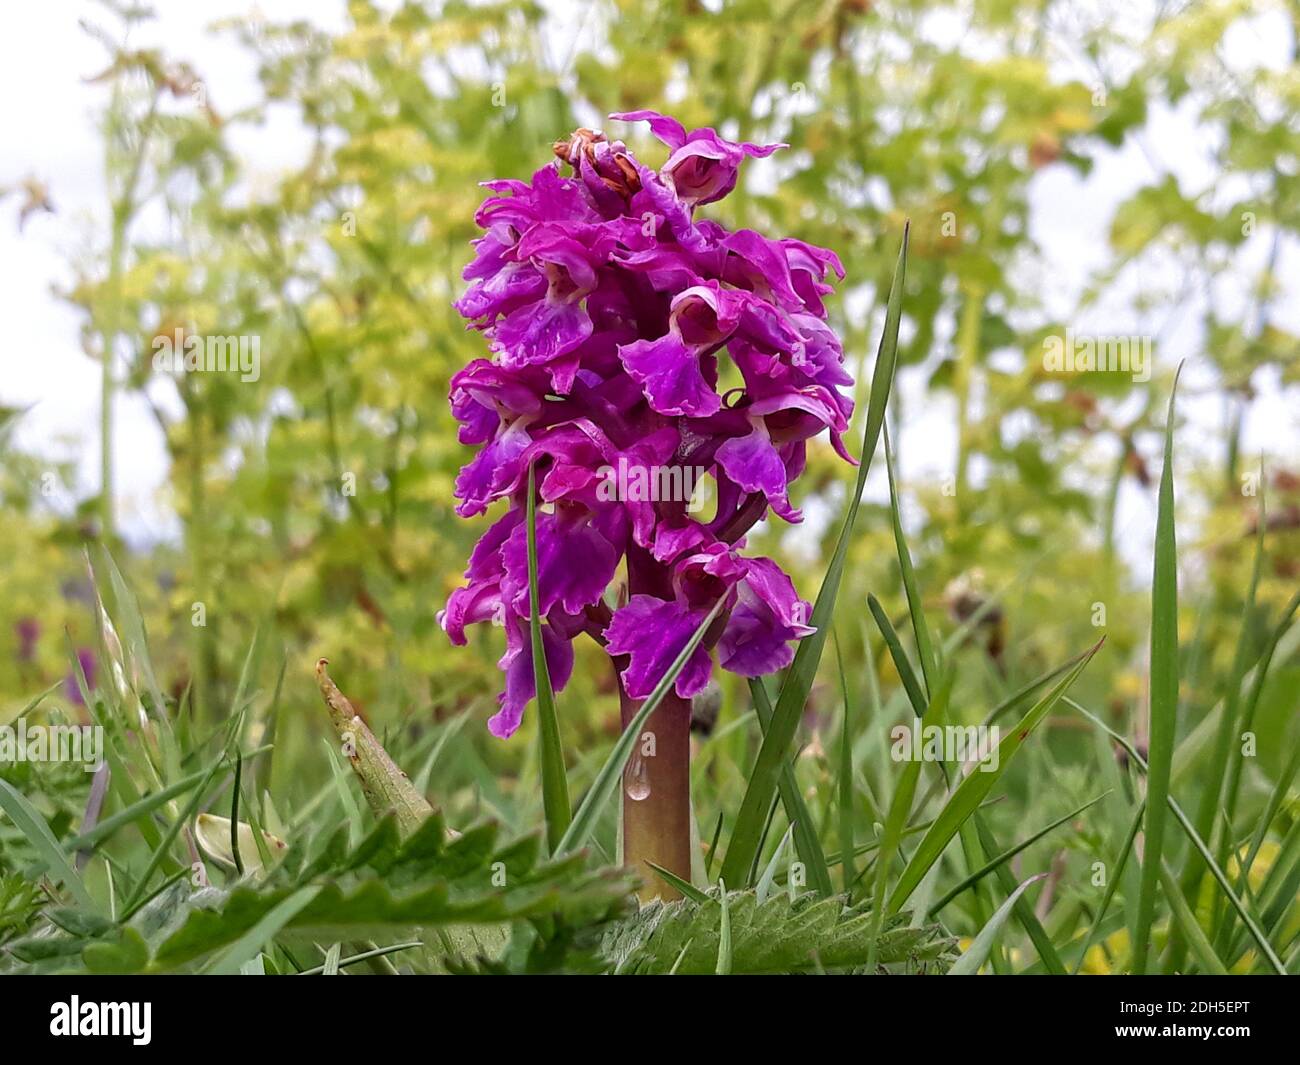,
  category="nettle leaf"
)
[0,875,45,945]
[83,928,151,975]
[601,889,956,975]
[149,827,630,972]
[11,812,636,974]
